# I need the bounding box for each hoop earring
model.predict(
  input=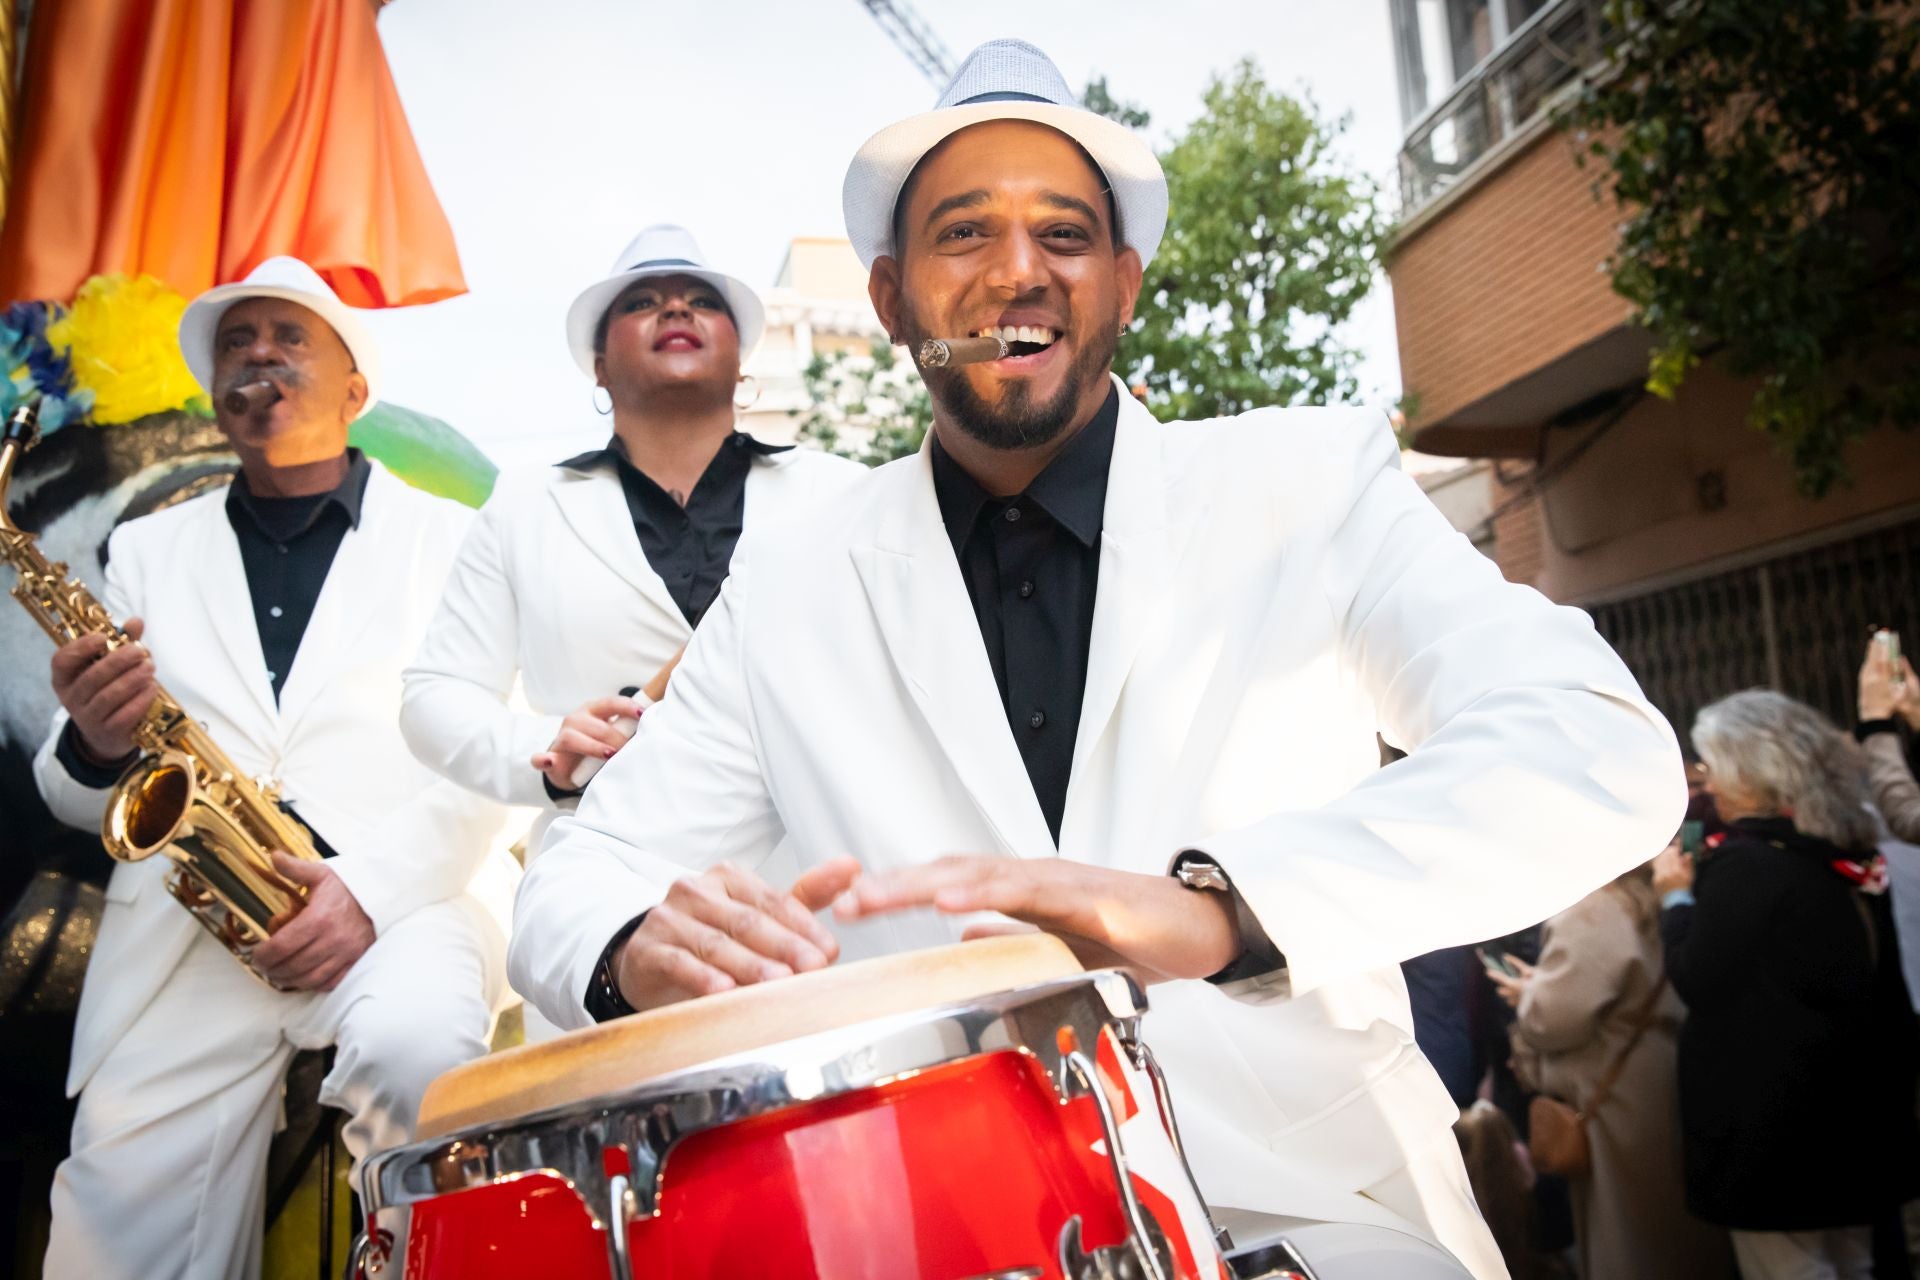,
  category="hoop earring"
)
[733,374,762,412]
[591,386,613,416]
